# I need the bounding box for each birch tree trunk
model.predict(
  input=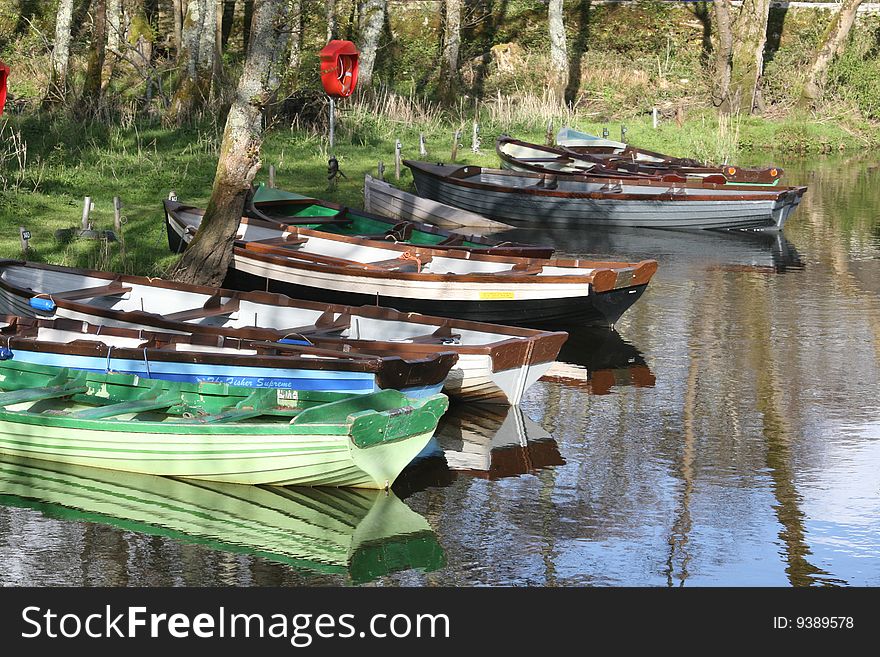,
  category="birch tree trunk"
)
[327,0,337,41]
[173,0,183,58]
[170,0,291,286]
[800,0,864,106]
[712,0,734,112]
[730,0,770,114]
[438,0,461,103]
[357,0,385,88]
[82,0,107,109]
[548,0,568,104]
[48,0,75,101]
[107,0,123,52]
[167,0,217,124]
[288,0,303,71]
[102,0,123,89]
